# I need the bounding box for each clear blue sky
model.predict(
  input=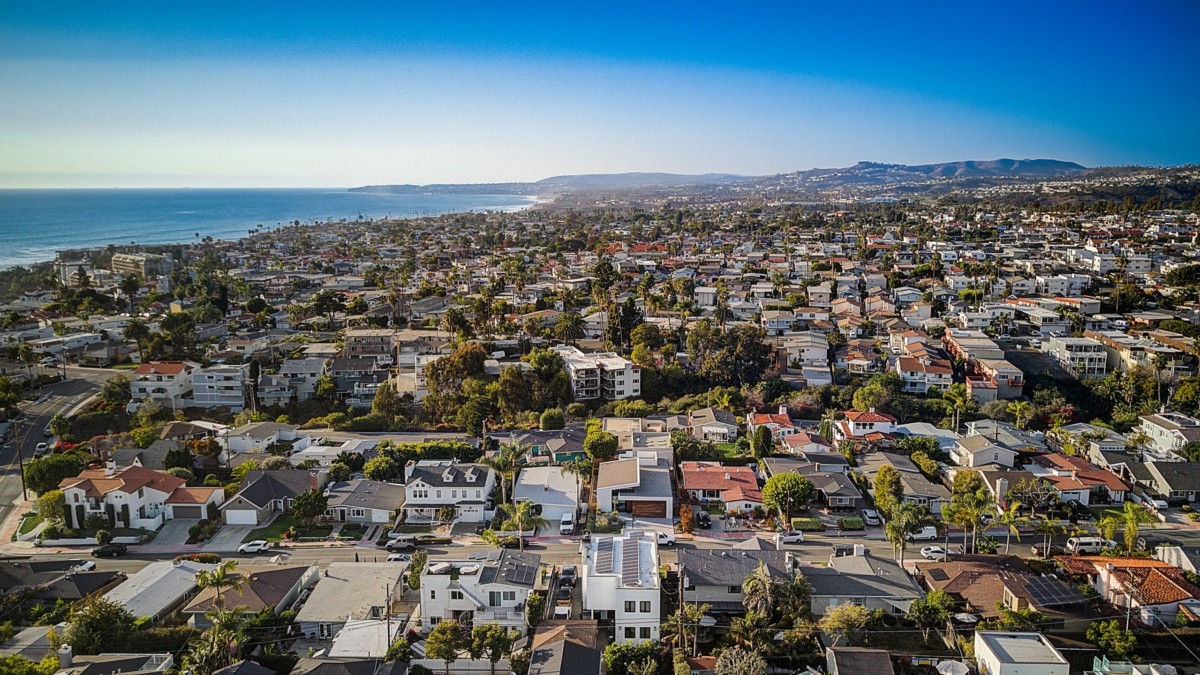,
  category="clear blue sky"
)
[1,1,1197,187]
